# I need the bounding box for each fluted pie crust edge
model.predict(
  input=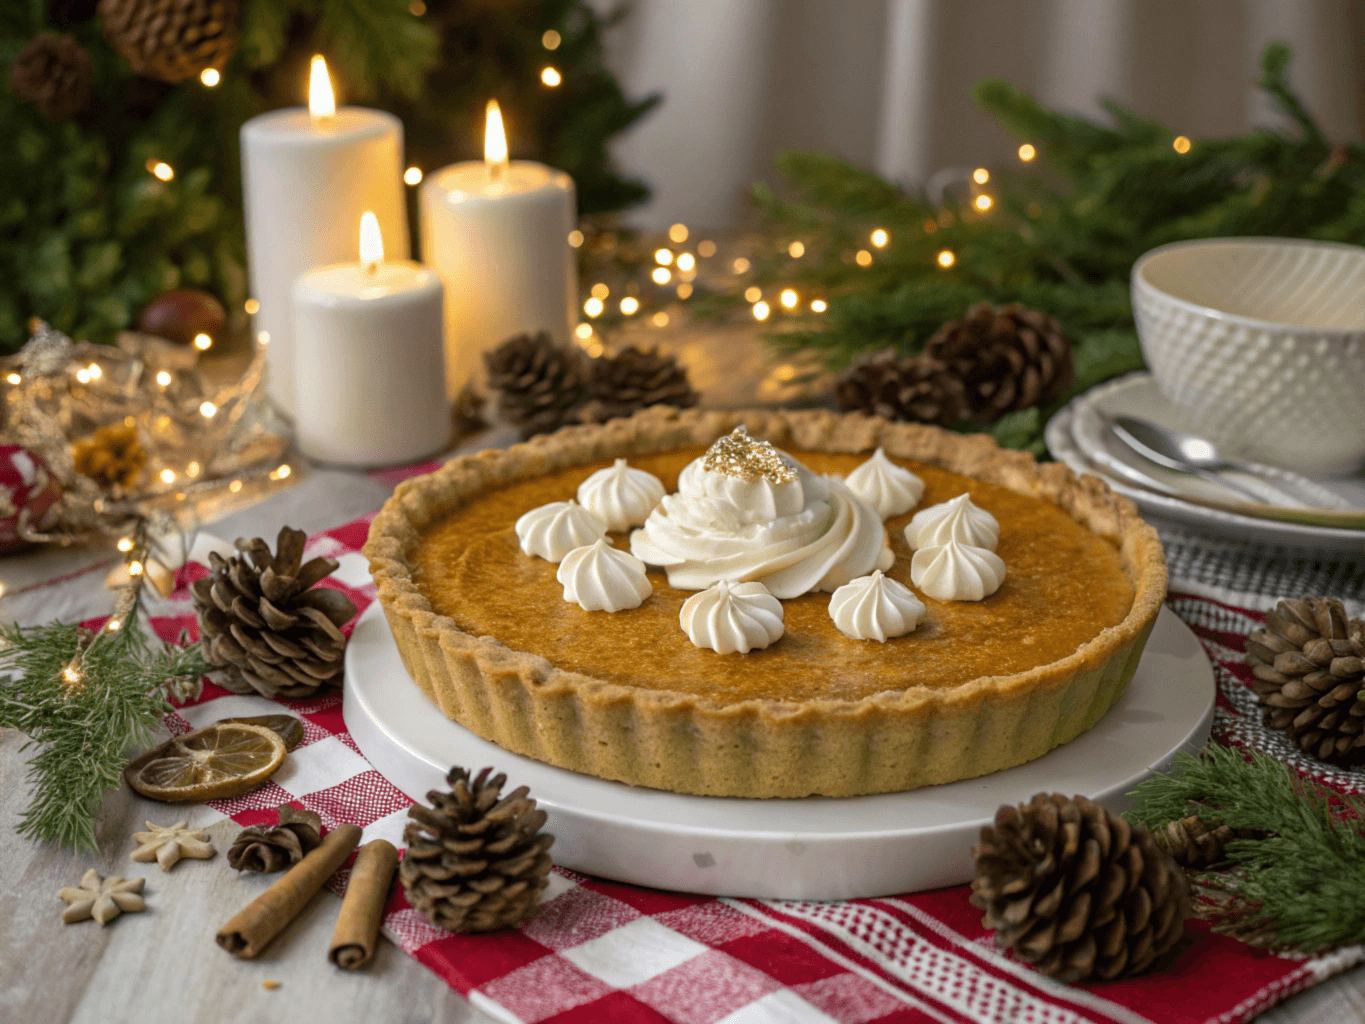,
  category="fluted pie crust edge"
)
[363,407,1167,798]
